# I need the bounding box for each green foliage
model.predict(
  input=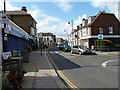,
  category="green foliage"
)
[2,73,12,90]
[114,44,120,47]
[96,39,113,47]
[96,39,114,51]
[9,65,21,75]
